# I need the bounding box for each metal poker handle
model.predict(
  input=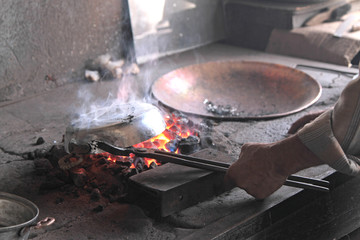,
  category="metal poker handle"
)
[149,151,330,192]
